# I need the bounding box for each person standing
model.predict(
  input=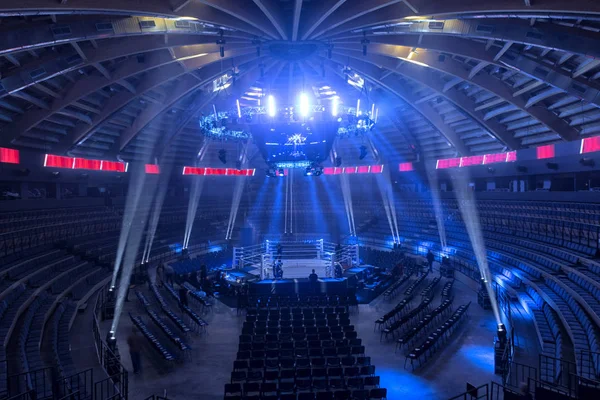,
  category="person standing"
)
[178,285,189,312]
[165,264,174,285]
[127,327,142,374]
[156,264,164,287]
[426,250,435,273]
[309,269,319,294]
[200,264,208,288]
